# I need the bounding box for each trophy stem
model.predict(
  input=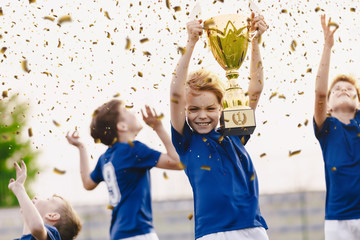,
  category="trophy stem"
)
[226,69,239,81]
